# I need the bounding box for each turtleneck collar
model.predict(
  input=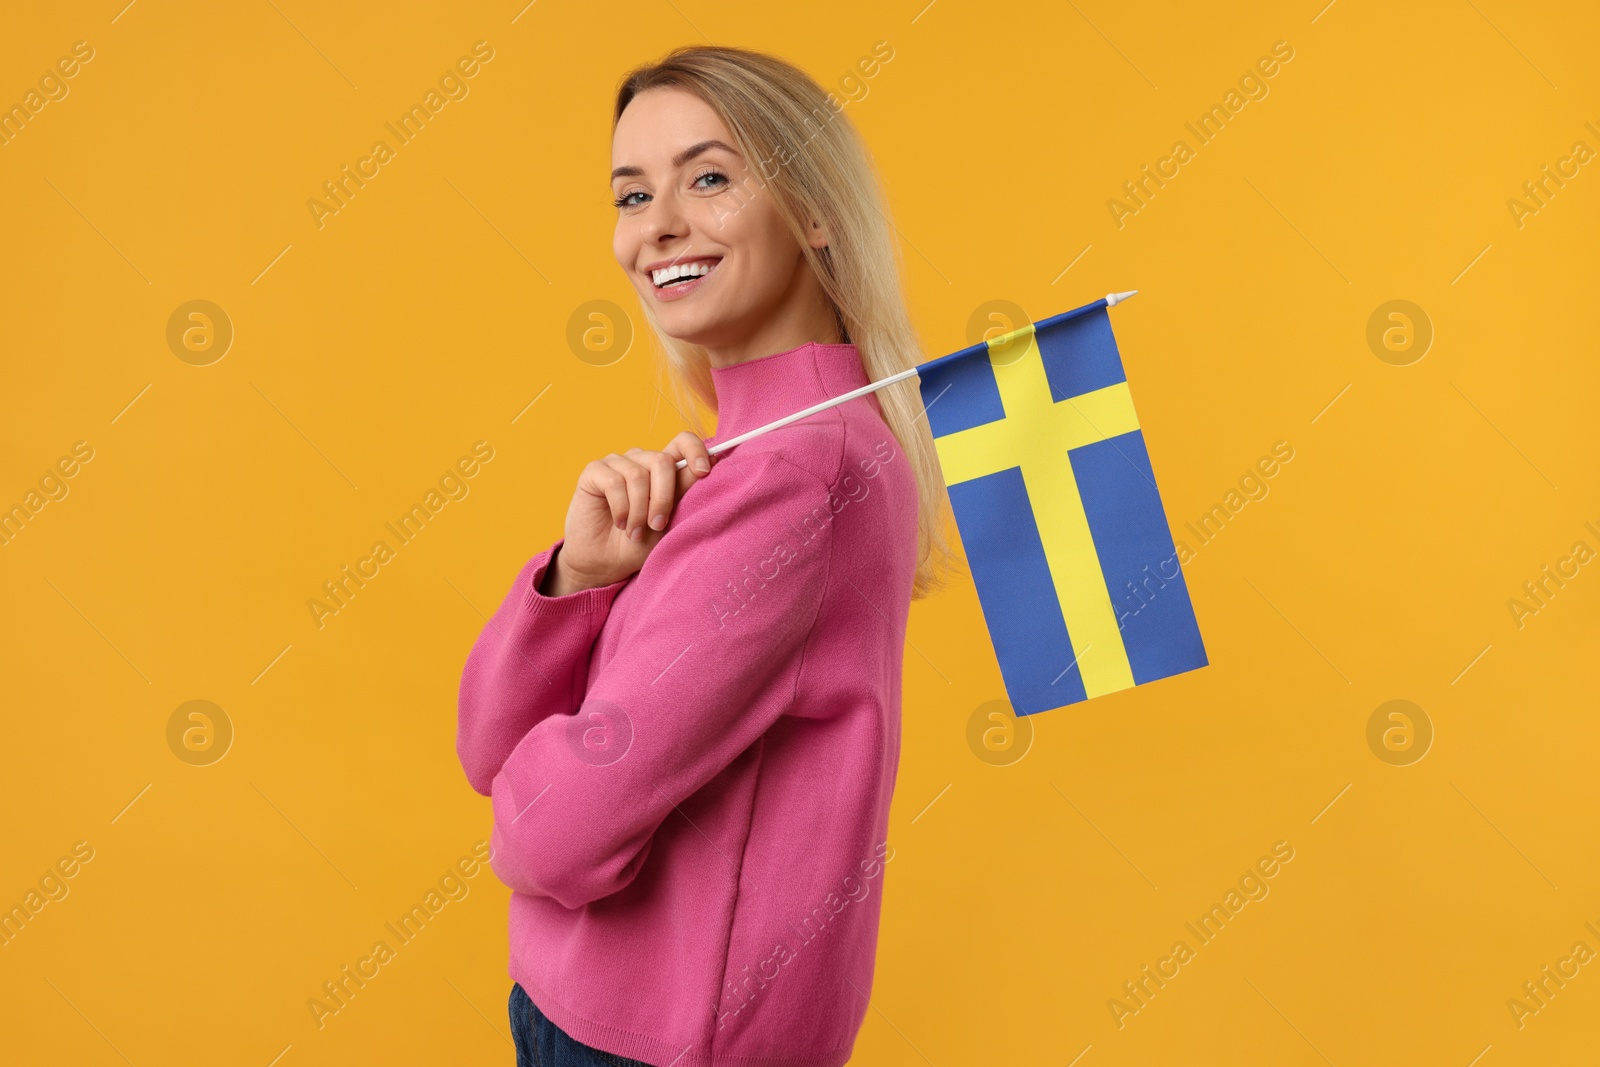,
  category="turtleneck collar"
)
[708,341,871,445]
